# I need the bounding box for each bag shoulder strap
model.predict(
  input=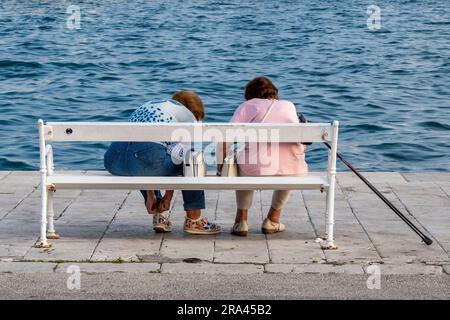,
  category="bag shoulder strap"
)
[261,100,276,123]
[232,100,277,157]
